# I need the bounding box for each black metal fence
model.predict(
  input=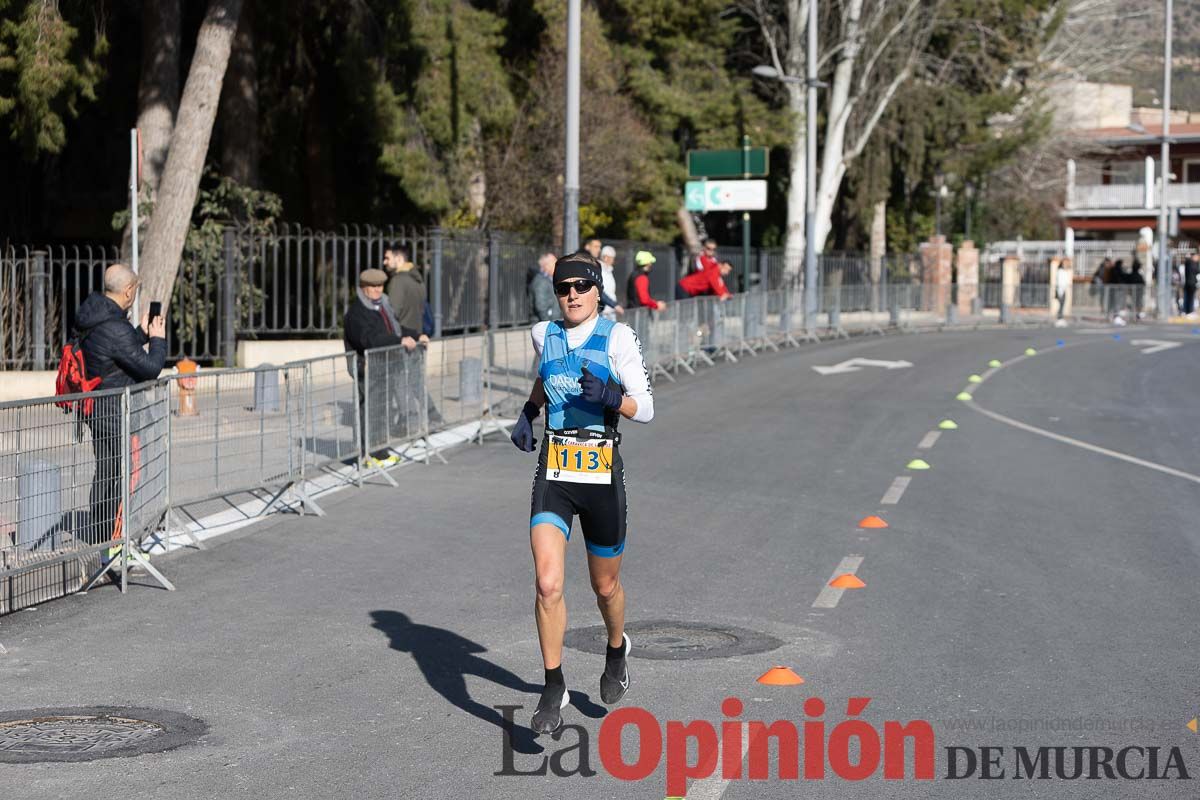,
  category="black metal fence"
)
[4,226,898,369]
[1,245,117,370]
